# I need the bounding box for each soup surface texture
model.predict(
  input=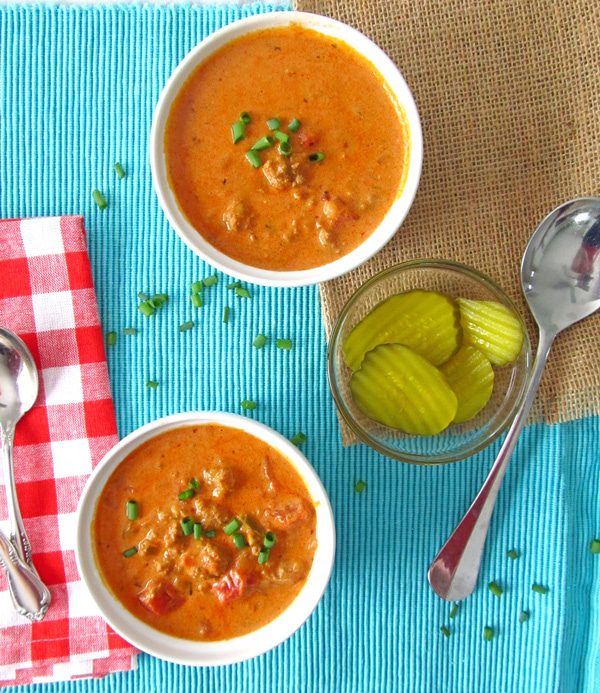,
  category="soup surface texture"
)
[164,25,408,271]
[93,425,317,641]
